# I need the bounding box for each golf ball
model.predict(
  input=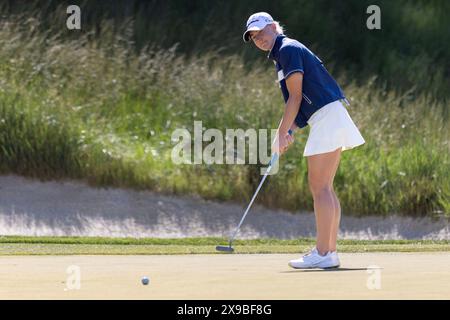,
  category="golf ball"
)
[141,276,149,285]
